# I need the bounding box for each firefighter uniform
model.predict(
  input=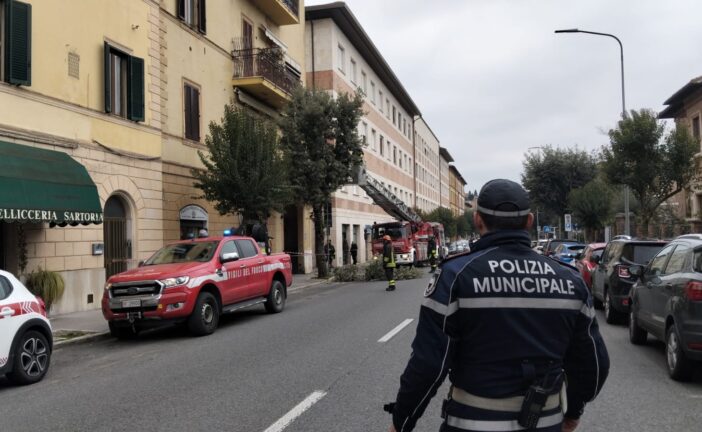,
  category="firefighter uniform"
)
[389,180,609,432]
[428,236,438,273]
[383,235,397,291]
